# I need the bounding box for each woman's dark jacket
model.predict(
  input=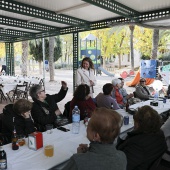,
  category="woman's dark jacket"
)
[2,104,36,140]
[117,129,167,170]
[31,87,68,130]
